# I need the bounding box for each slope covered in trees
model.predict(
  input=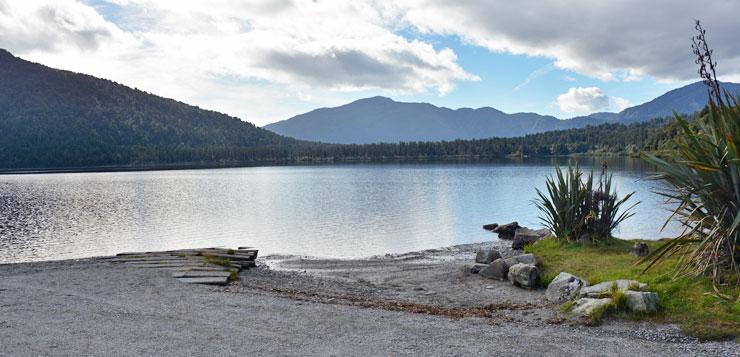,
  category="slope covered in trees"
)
[0,49,304,168]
